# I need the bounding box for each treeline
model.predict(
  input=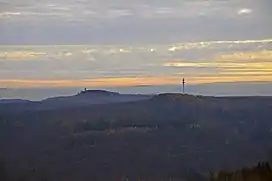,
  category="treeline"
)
[210,162,272,181]
[1,160,272,181]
